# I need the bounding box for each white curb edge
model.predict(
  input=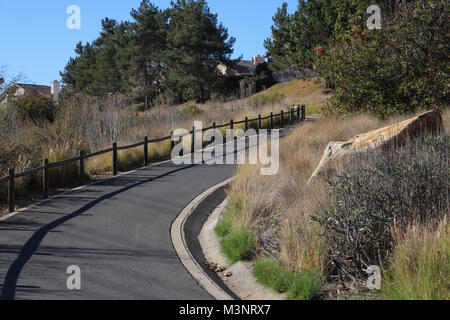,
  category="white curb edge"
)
[171,177,235,300]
